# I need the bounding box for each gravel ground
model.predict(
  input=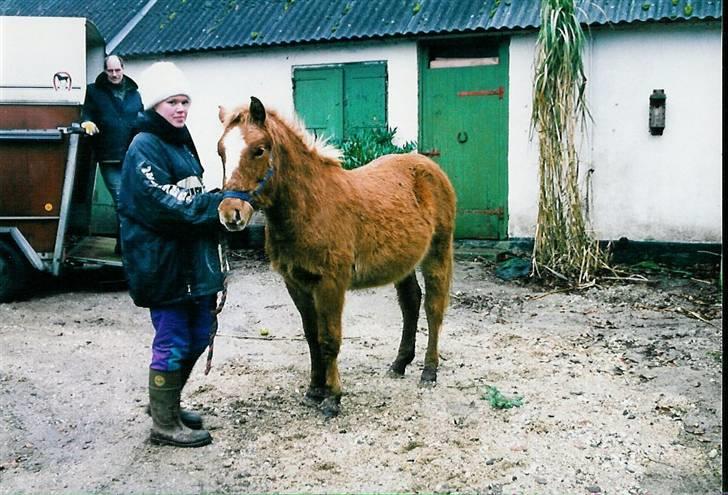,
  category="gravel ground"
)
[0,248,723,494]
